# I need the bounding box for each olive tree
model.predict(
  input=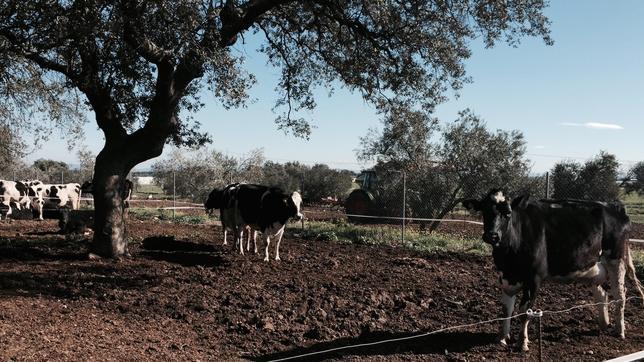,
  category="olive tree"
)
[0,0,551,257]
[551,151,620,201]
[151,148,264,202]
[625,162,644,195]
[360,109,530,231]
